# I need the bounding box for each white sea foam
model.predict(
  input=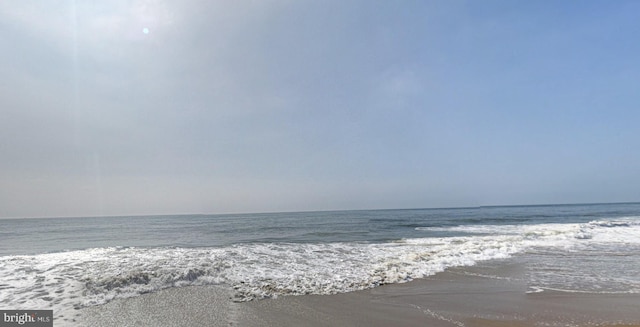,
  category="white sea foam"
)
[415,217,640,246]
[0,236,521,319]
[576,218,640,244]
[414,218,640,295]
[1,217,639,321]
